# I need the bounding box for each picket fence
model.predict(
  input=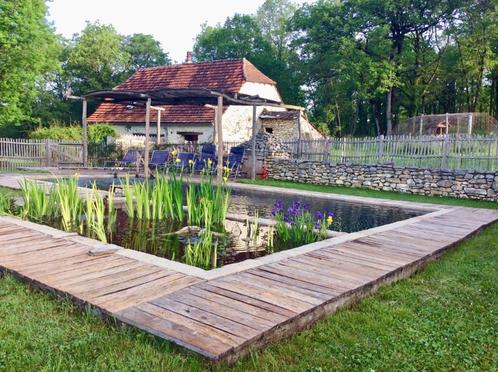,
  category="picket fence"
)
[282,134,498,172]
[0,138,84,170]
